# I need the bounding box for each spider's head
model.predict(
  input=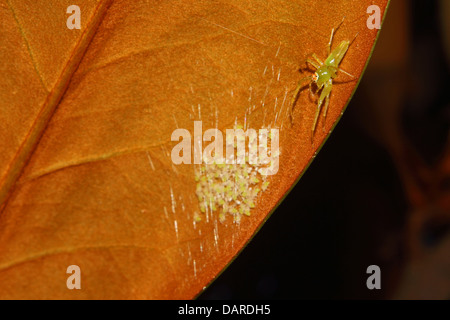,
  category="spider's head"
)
[312,72,319,82]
